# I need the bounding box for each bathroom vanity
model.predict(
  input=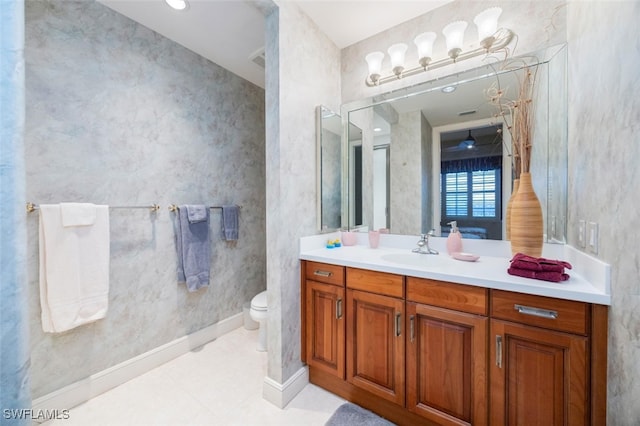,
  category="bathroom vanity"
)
[299,235,609,426]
